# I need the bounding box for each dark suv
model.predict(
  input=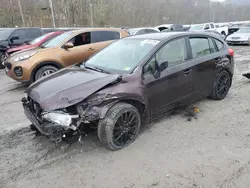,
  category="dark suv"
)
[22,32,234,151]
[0,28,43,68]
